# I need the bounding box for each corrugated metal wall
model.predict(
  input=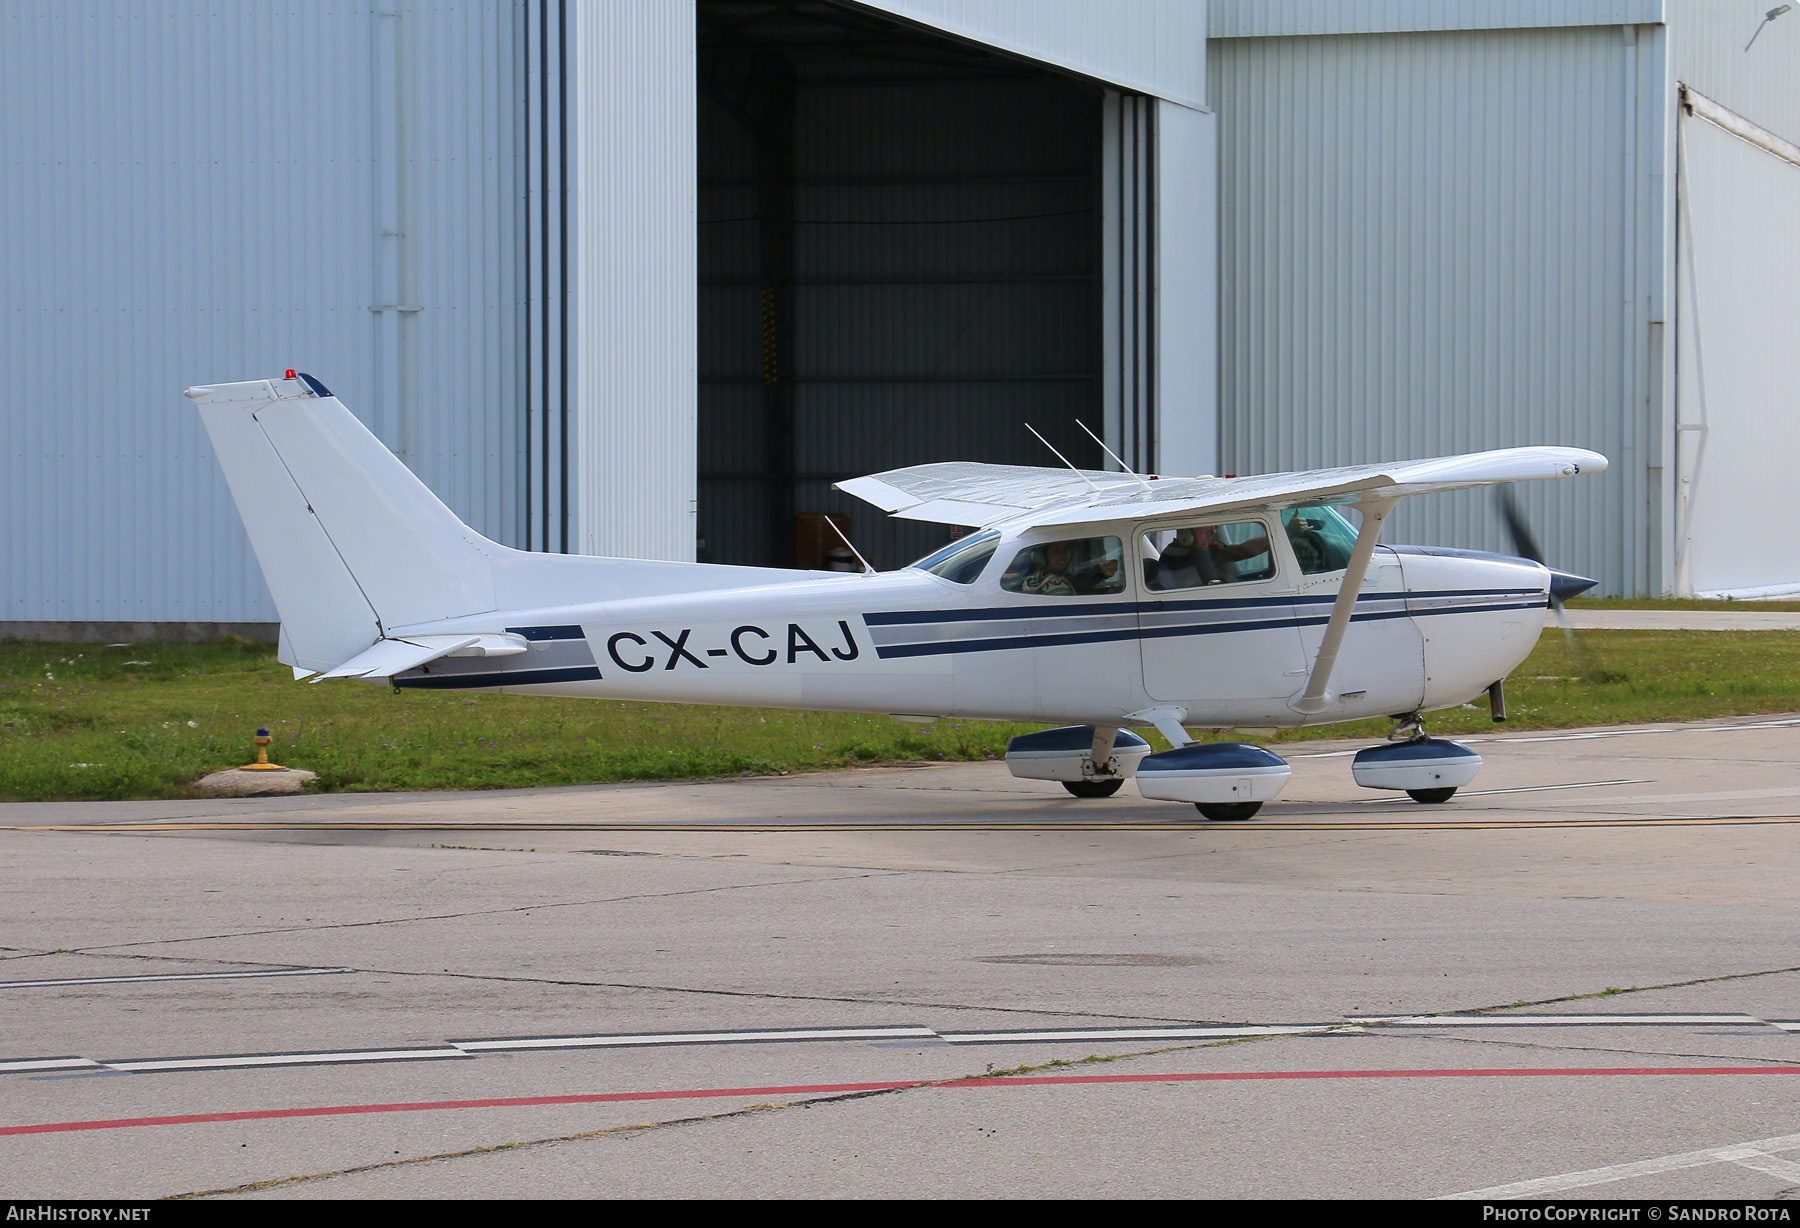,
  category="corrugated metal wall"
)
[1211,24,1652,593]
[567,0,697,563]
[0,1,526,628]
[1101,92,1157,475]
[393,0,528,549]
[523,0,572,554]
[698,45,1103,571]
[1671,0,1800,141]
[1210,1,1663,38]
